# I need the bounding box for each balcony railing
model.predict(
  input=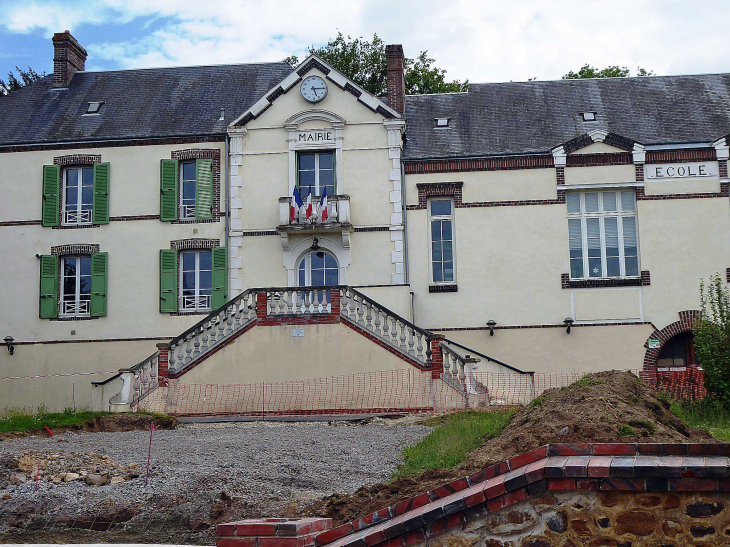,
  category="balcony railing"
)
[63,209,92,225]
[180,204,196,220]
[267,289,331,315]
[278,194,350,227]
[61,299,90,316]
[181,294,211,311]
